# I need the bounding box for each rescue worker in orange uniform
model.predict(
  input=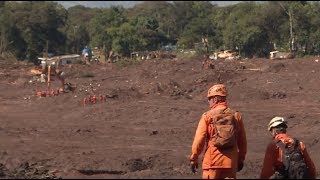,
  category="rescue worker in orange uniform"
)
[189,84,247,179]
[260,116,316,179]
